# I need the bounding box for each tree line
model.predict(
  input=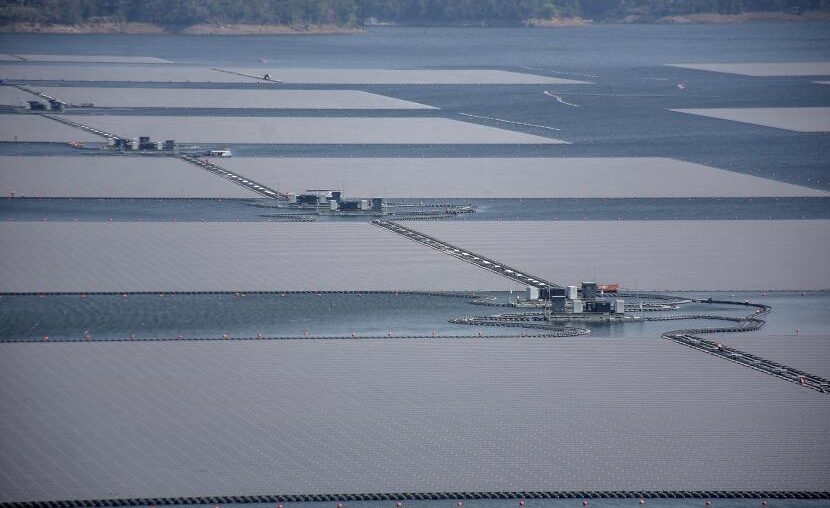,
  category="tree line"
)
[2,0,829,26]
